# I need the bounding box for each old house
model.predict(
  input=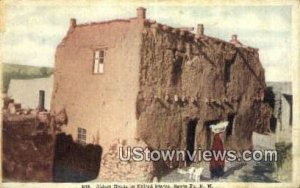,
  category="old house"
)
[253,82,293,148]
[266,82,292,143]
[51,7,270,181]
[8,75,53,110]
